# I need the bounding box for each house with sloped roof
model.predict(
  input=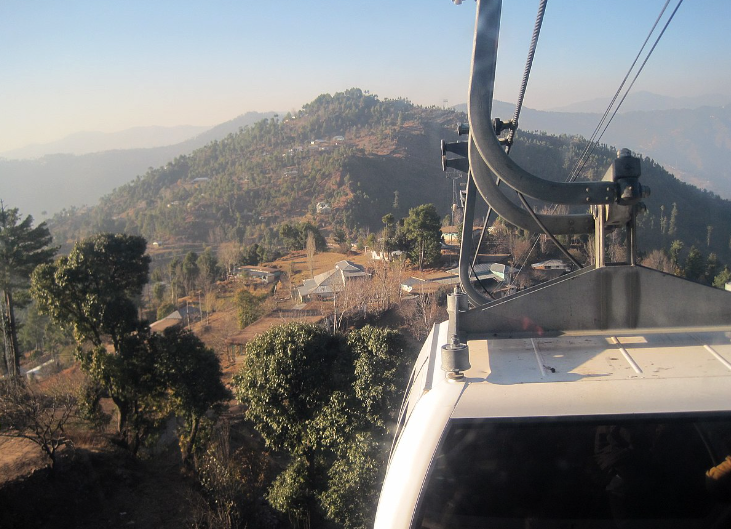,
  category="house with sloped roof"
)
[149,305,201,333]
[236,266,281,284]
[297,260,367,301]
[531,259,572,272]
[446,263,497,281]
